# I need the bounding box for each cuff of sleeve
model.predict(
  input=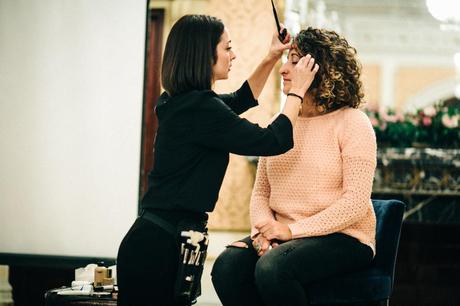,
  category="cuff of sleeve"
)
[238,81,258,107]
[267,114,294,153]
[288,223,306,239]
